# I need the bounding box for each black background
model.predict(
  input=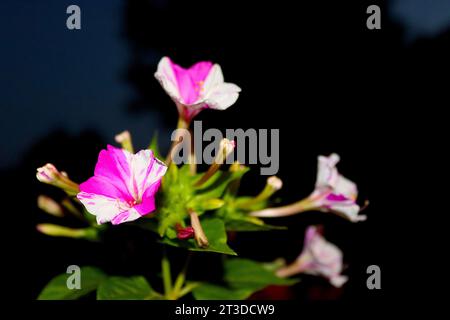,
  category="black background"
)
[1,0,446,310]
